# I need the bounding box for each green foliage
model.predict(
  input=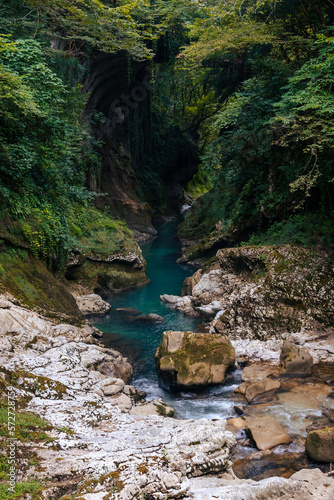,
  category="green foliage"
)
[68,204,138,257]
[179,1,334,251]
[1,0,334,271]
[243,213,334,250]
[0,402,52,442]
[0,480,43,500]
[275,32,334,206]
[0,35,101,269]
